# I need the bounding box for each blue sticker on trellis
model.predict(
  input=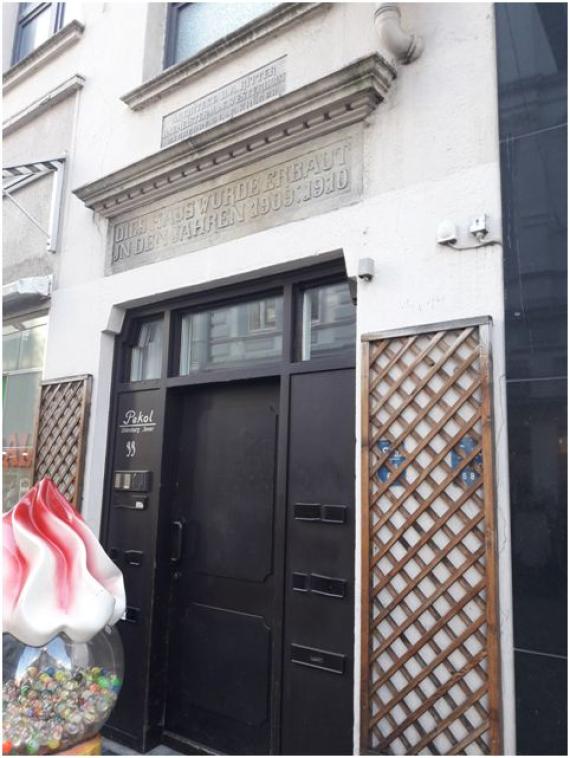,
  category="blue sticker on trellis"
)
[377,440,407,486]
[450,435,482,485]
